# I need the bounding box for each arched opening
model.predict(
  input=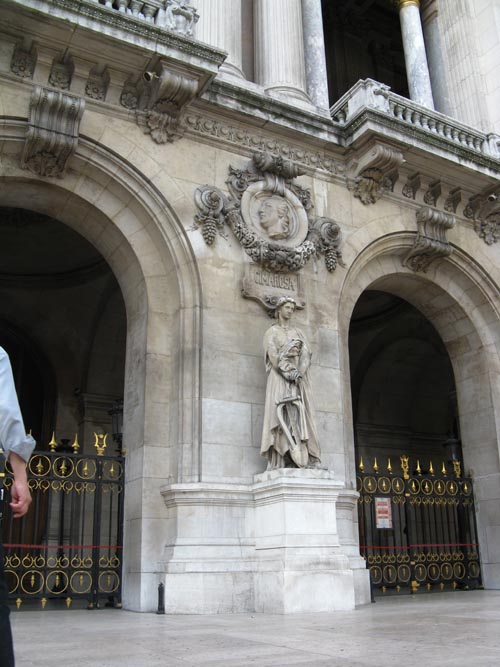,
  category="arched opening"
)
[339,241,500,594]
[349,290,461,470]
[322,0,408,105]
[0,206,126,449]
